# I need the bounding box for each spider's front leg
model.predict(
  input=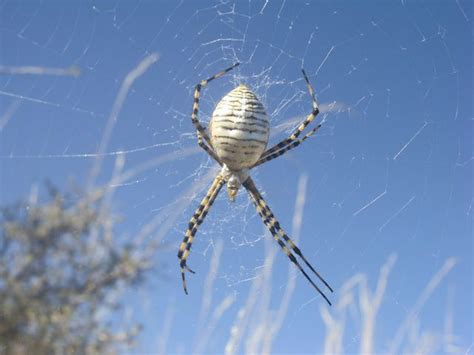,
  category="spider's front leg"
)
[190,63,240,163]
[243,176,333,305]
[178,174,225,294]
[253,69,321,167]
